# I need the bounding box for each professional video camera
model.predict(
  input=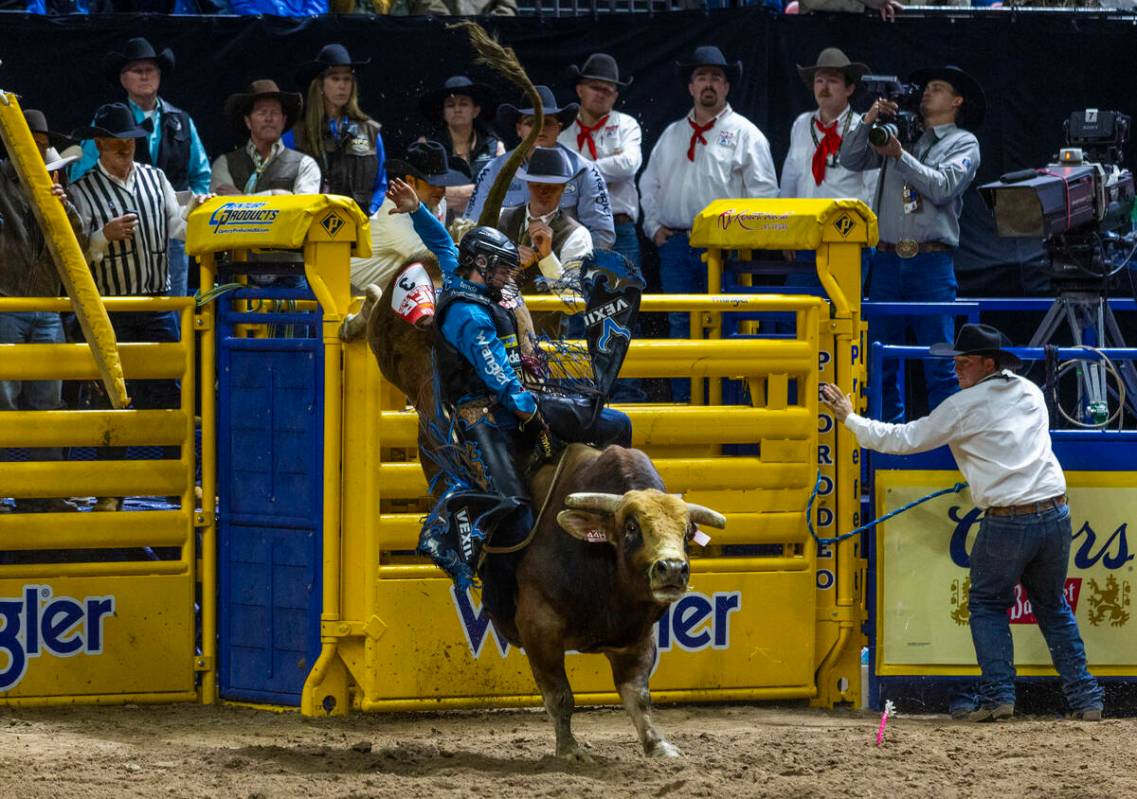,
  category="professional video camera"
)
[979,109,1136,283]
[861,75,923,146]
[980,110,1137,428]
